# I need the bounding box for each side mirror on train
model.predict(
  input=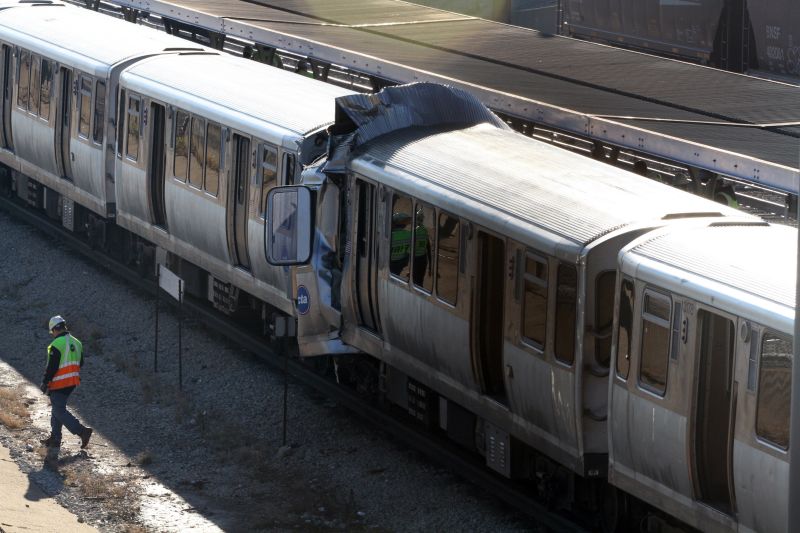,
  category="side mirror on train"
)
[264,186,314,266]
